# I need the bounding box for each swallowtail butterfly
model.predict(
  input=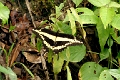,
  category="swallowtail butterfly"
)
[32,28,83,53]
